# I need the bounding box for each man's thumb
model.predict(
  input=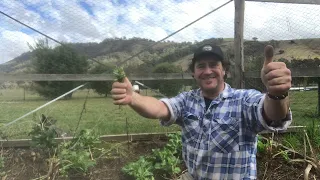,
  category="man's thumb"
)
[264,45,274,66]
[123,77,131,85]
